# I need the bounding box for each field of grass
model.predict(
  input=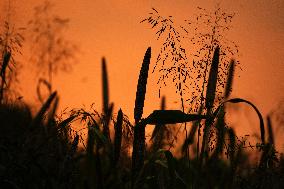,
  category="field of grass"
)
[0,47,283,189]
